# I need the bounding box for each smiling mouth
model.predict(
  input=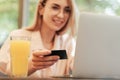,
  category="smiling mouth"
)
[53,19,64,26]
